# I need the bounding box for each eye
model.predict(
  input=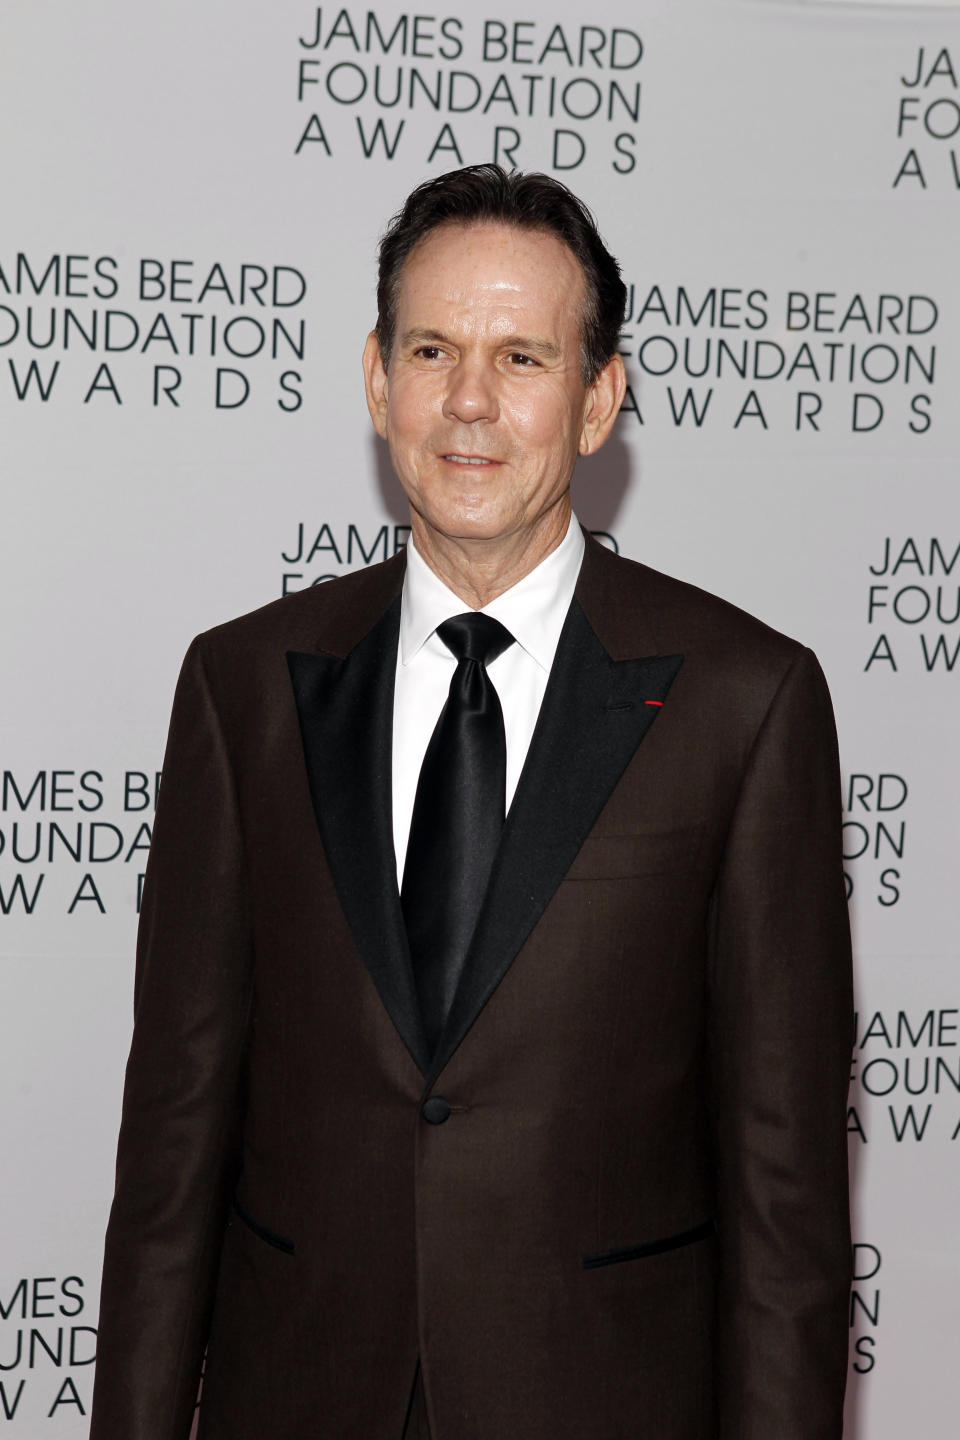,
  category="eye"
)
[506,352,538,367]
[414,345,444,361]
